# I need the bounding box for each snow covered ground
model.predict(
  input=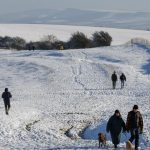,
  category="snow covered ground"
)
[0,24,150,45]
[0,25,149,149]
